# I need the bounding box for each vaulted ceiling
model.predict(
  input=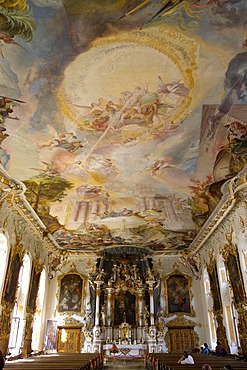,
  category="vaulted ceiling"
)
[0,0,246,255]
